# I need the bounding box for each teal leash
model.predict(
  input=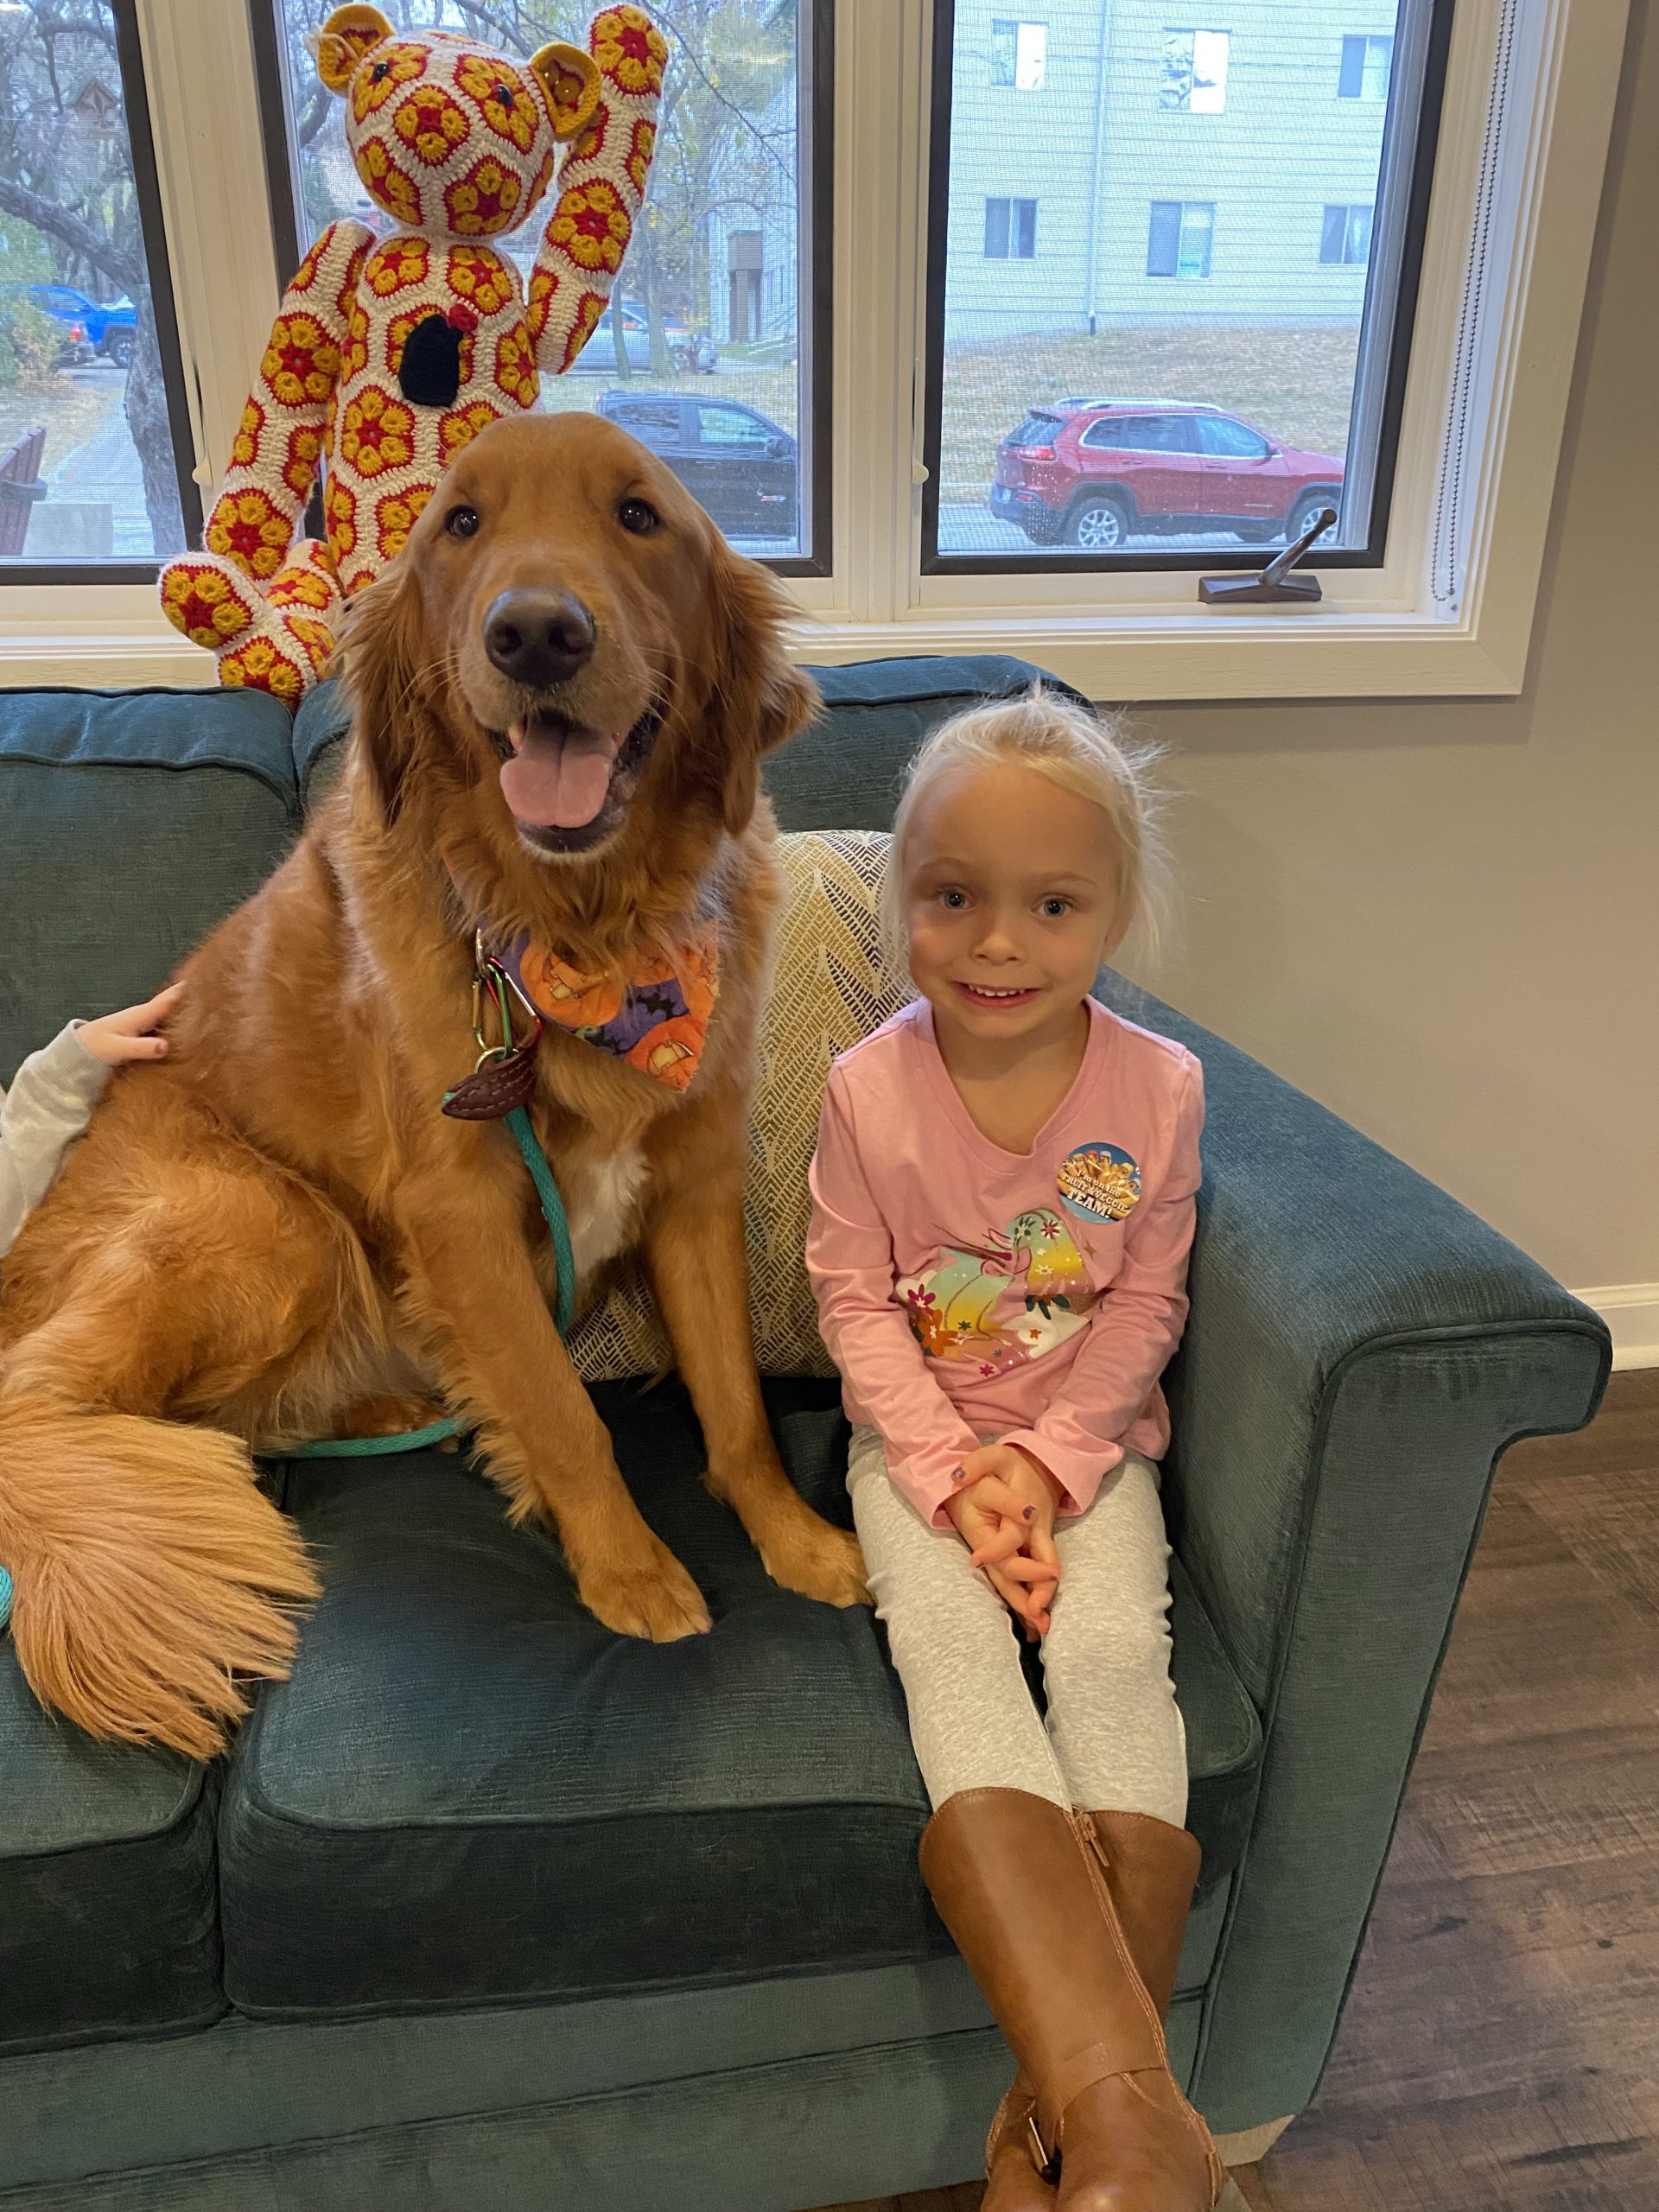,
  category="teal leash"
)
[288,950,573,1461]
[505,1102,576,1336]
